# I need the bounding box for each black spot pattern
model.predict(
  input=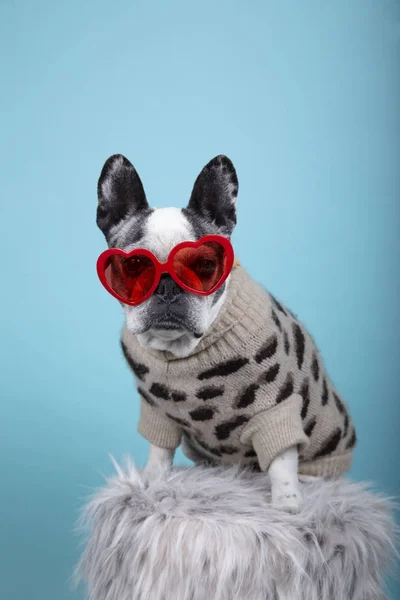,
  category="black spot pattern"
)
[255,335,278,364]
[271,309,282,331]
[215,415,249,440]
[263,363,280,383]
[270,294,287,316]
[150,382,169,400]
[333,392,345,414]
[276,373,294,404]
[121,341,149,381]
[219,445,239,455]
[192,437,239,460]
[343,413,349,438]
[235,383,259,409]
[345,428,357,449]
[292,323,306,370]
[196,386,224,401]
[195,438,222,457]
[321,378,329,405]
[198,357,249,380]
[304,417,316,437]
[244,448,257,458]
[314,428,342,459]
[283,330,290,355]
[311,353,320,382]
[137,386,156,407]
[300,379,310,419]
[171,392,186,403]
[189,407,215,421]
[166,413,190,428]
